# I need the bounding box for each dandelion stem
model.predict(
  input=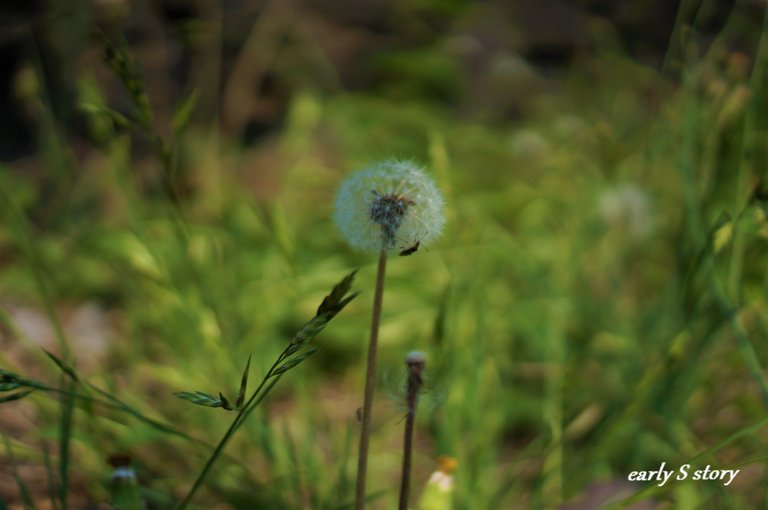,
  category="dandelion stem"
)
[398,352,425,510]
[355,248,388,510]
